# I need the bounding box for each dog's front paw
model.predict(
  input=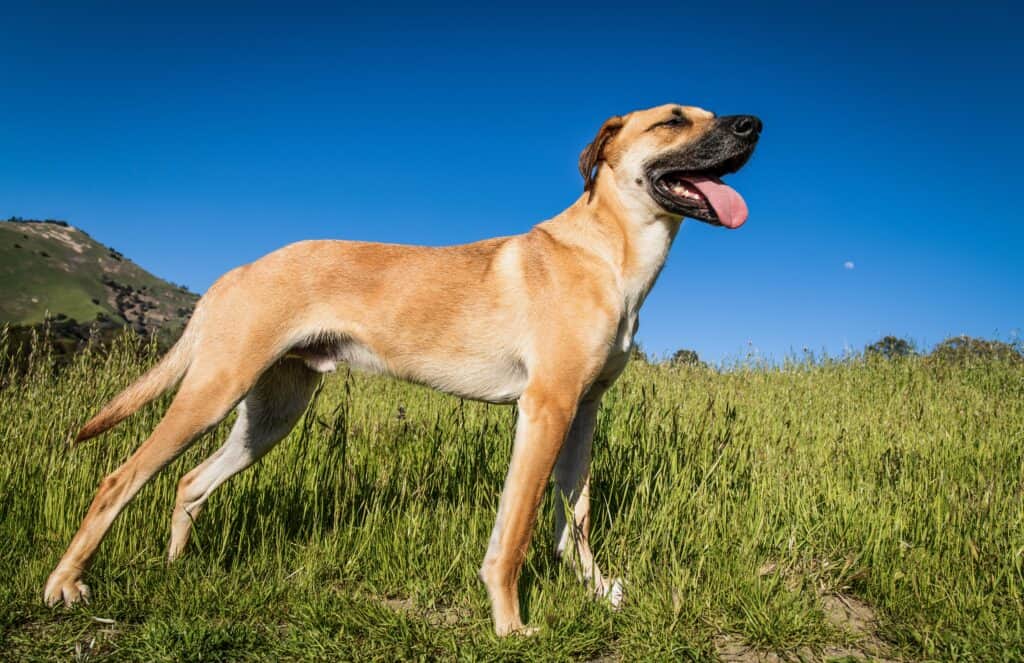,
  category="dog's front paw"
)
[604,577,625,609]
[493,618,540,637]
[594,576,625,609]
[504,624,540,637]
[44,569,91,608]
